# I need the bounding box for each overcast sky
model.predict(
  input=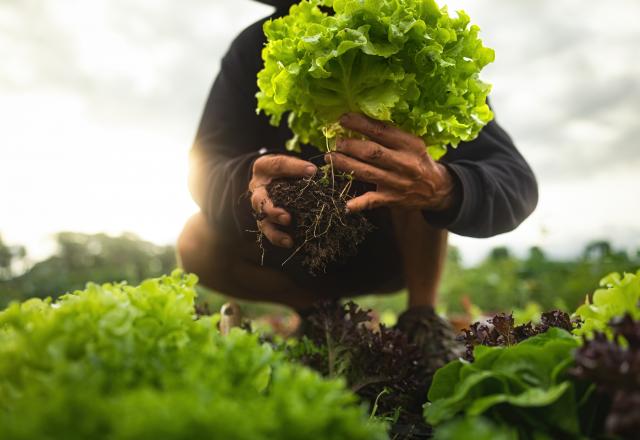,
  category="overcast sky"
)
[1,0,639,264]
